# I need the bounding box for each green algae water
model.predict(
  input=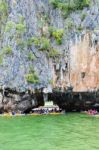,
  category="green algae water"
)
[0,113,99,150]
